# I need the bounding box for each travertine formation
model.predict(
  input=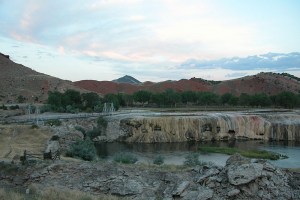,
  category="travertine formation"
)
[111,113,300,143]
